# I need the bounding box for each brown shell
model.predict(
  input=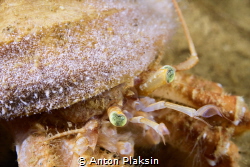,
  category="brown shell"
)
[0,0,174,118]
